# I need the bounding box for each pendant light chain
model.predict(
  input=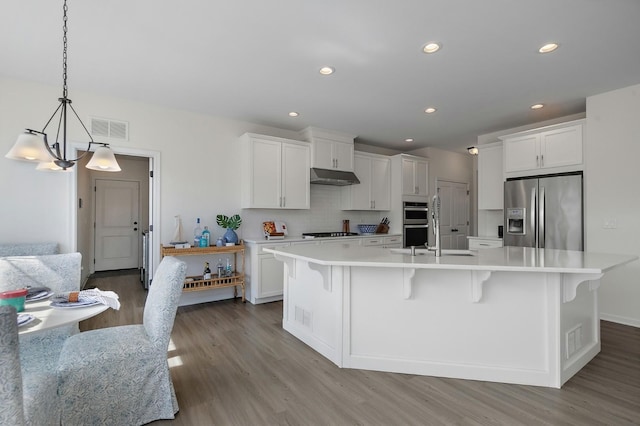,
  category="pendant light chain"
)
[62,0,68,99]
